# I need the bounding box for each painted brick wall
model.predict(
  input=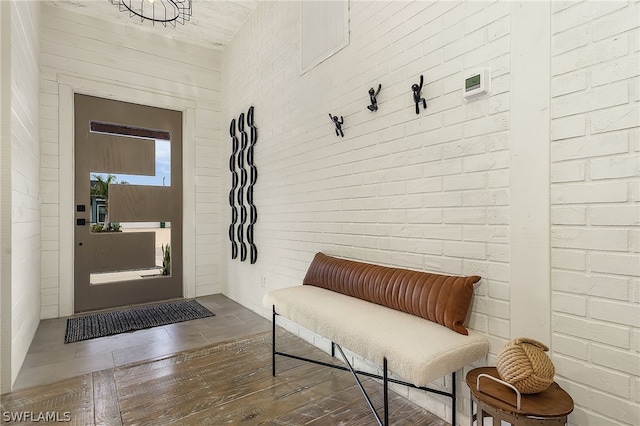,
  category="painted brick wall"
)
[9,0,41,387]
[39,3,223,317]
[222,1,511,422]
[550,1,639,425]
[224,1,639,425]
